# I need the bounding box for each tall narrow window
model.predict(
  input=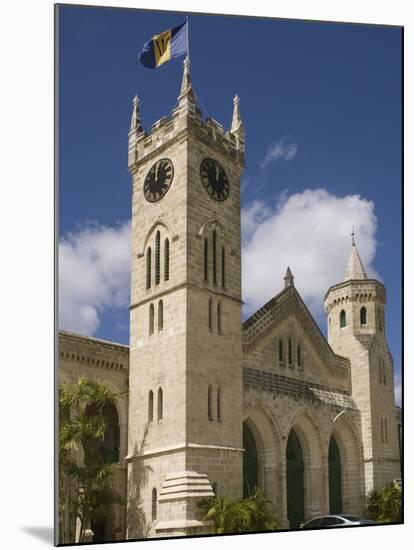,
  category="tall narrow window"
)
[217,388,221,421]
[158,300,163,332]
[208,298,213,332]
[297,345,302,368]
[217,301,222,334]
[212,229,217,286]
[288,338,293,365]
[146,247,152,289]
[221,247,225,288]
[164,238,170,281]
[340,309,346,328]
[157,388,163,421]
[204,238,208,282]
[149,304,154,335]
[148,390,154,423]
[151,488,157,521]
[360,306,367,325]
[279,339,284,362]
[384,418,388,444]
[208,385,213,421]
[155,231,161,285]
